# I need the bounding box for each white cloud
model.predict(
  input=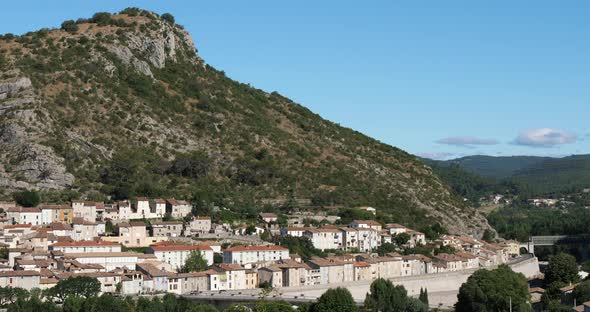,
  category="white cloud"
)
[435,136,499,147]
[417,152,455,160]
[514,128,576,147]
